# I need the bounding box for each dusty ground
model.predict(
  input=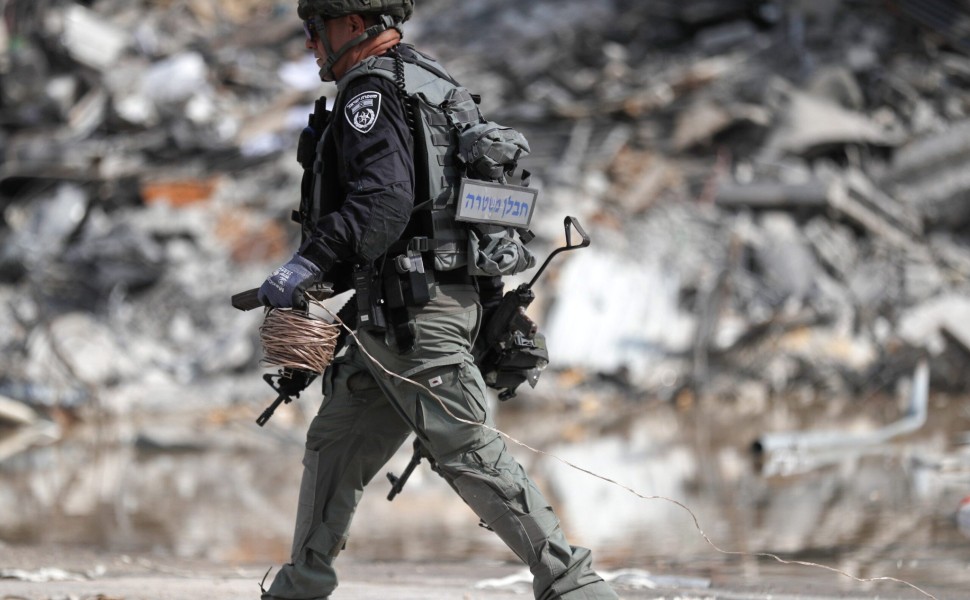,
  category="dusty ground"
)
[0,544,958,600]
[4,397,968,600]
